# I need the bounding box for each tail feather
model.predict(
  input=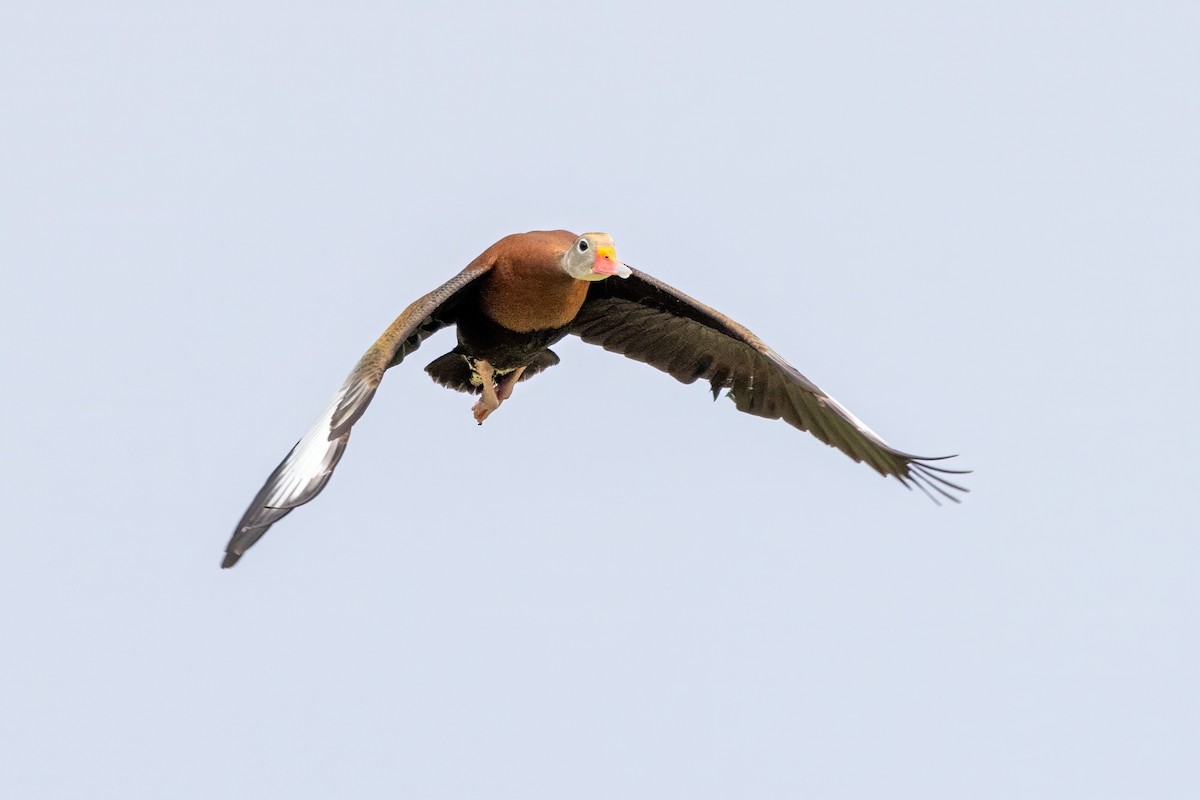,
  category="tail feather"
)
[424,352,479,393]
[424,349,561,394]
